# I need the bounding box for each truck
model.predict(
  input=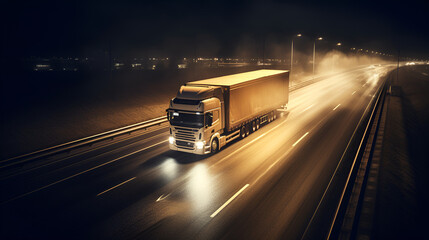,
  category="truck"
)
[166,69,289,154]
